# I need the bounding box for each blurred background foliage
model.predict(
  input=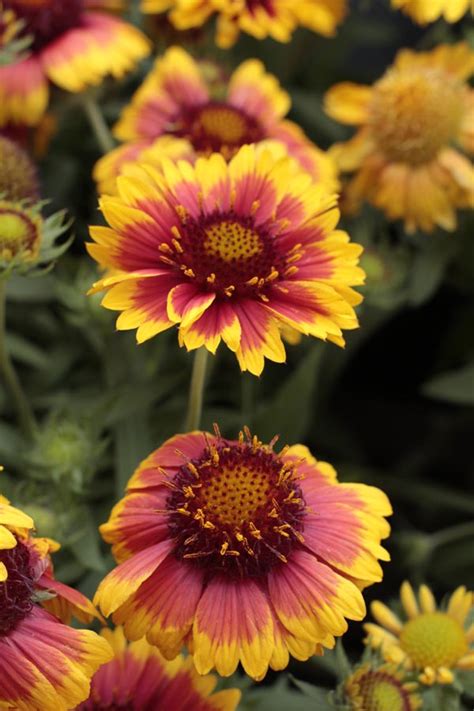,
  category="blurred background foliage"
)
[0,0,473,708]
